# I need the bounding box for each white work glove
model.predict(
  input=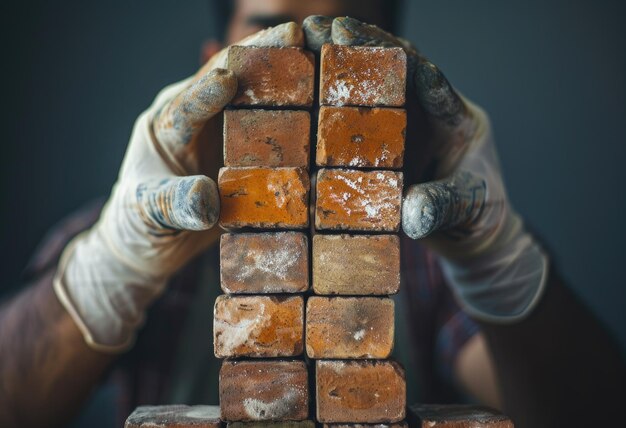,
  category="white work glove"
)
[304,16,548,323]
[54,23,306,352]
